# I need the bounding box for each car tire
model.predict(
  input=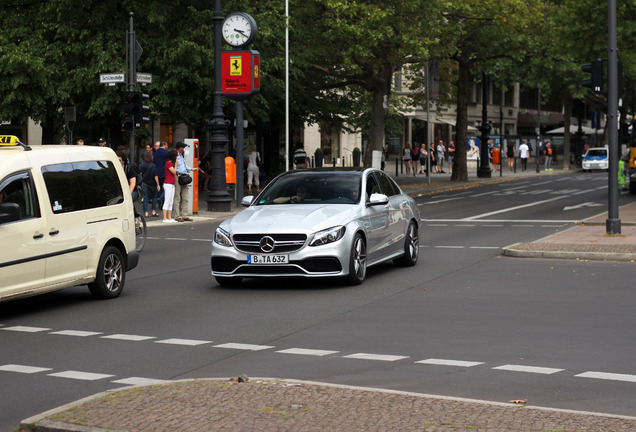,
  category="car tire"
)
[630,181,636,195]
[394,221,419,267]
[215,276,243,287]
[346,233,367,285]
[88,246,125,299]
